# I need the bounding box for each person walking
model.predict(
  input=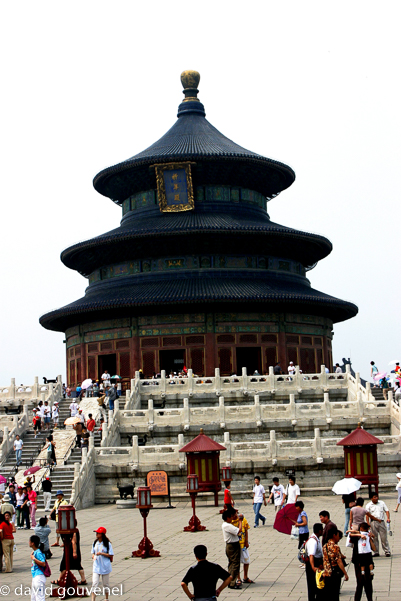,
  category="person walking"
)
[42,477,53,512]
[365,493,391,557]
[394,473,401,512]
[319,511,337,546]
[90,526,114,601]
[221,509,243,590]
[26,483,38,528]
[87,414,96,437]
[43,436,56,468]
[35,516,52,559]
[292,501,309,554]
[181,544,232,600]
[305,523,324,601]
[283,476,300,505]
[73,420,84,449]
[29,534,47,601]
[223,481,234,511]
[370,361,378,386]
[350,497,379,530]
[380,376,389,400]
[0,511,16,572]
[50,491,68,547]
[322,529,349,601]
[107,384,117,412]
[69,400,79,417]
[349,525,374,601]
[13,434,23,467]
[252,476,266,527]
[268,477,285,511]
